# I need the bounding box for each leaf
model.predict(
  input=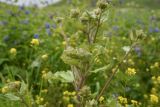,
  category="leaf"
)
[54,70,74,83]
[129,30,134,41]
[90,64,111,73]
[0,58,9,65]
[20,81,28,95]
[4,93,21,101]
[30,59,41,68]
